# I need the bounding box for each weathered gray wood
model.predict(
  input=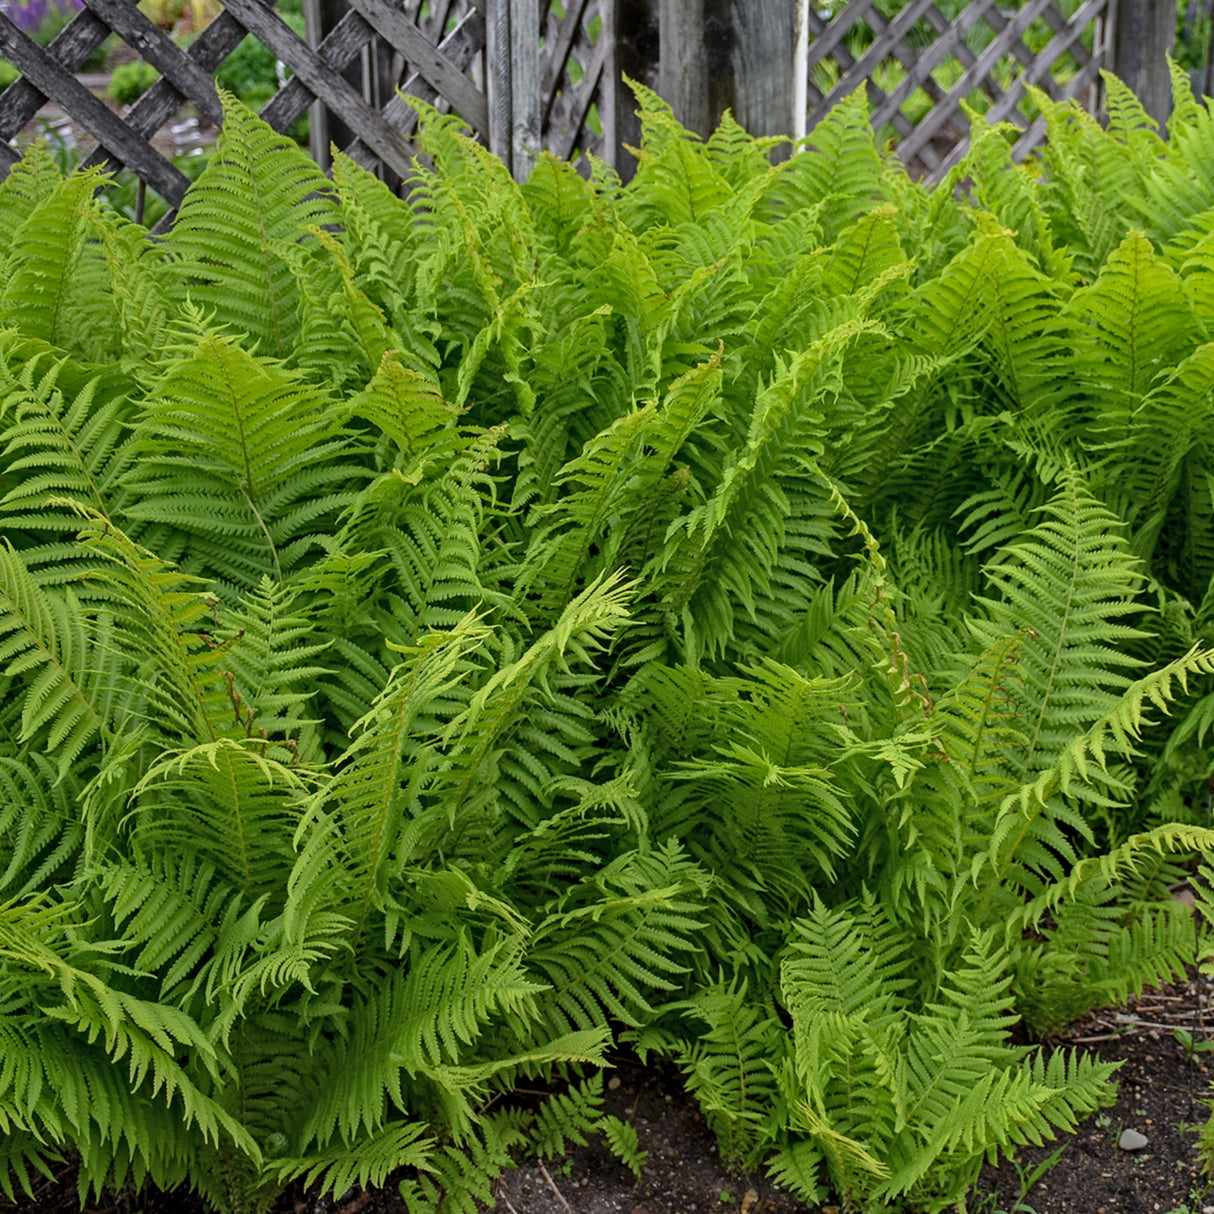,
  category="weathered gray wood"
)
[818,8,948,170]
[981,0,1108,128]
[865,0,1004,132]
[547,20,609,160]
[342,8,485,170]
[1112,0,1175,129]
[1005,45,1107,165]
[347,0,488,132]
[78,6,277,179]
[486,0,513,167]
[218,0,418,177]
[0,8,111,142]
[597,0,618,170]
[894,0,1057,164]
[78,0,225,124]
[805,0,880,74]
[812,0,939,124]
[659,0,708,135]
[715,1,794,141]
[511,0,541,176]
[541,0,593,121]
[0,14,191,201]
[612,0,658,176]
[268,6,380,136]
